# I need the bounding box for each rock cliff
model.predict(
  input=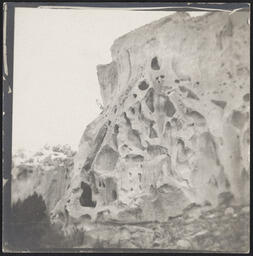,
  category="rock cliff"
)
[50,11,250,237]
[12,145,75,212]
